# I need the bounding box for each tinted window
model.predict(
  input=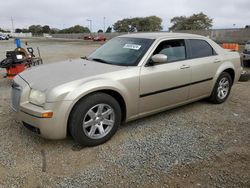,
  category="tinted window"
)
[188,39,214,58]
[153,40,186,62]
